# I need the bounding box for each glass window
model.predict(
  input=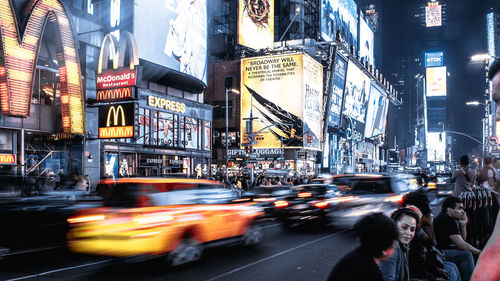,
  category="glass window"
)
[203,121,211,150]
[185,117,198,149]
[137,108,145,145]
[173,115,179,147]
[180,116,186,148]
